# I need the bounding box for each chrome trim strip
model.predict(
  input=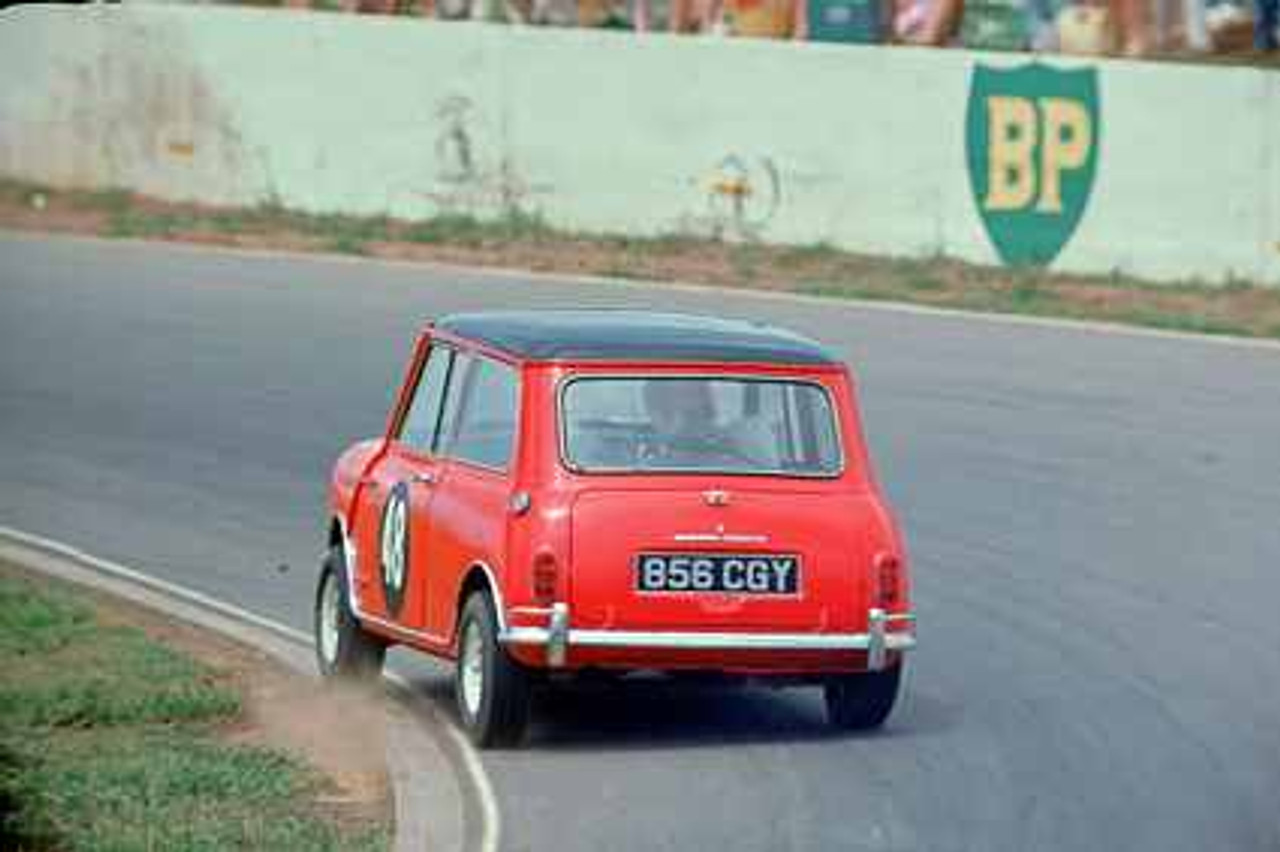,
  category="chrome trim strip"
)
[337,516,363,615]
[546,603,570,668]
[361,611,452,645]
[471,559,508,634]
[672,532,770,544]
[501,625,916,658]
[508,605,555,617]
[868,607,887,671]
